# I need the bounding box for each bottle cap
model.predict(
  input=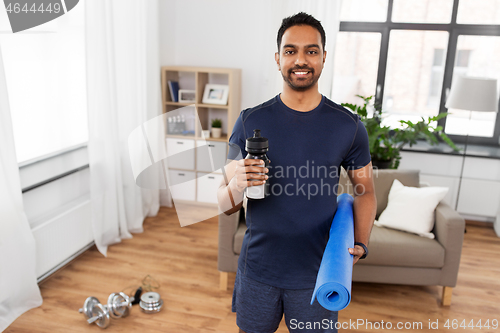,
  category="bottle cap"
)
[246,129,268,150]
